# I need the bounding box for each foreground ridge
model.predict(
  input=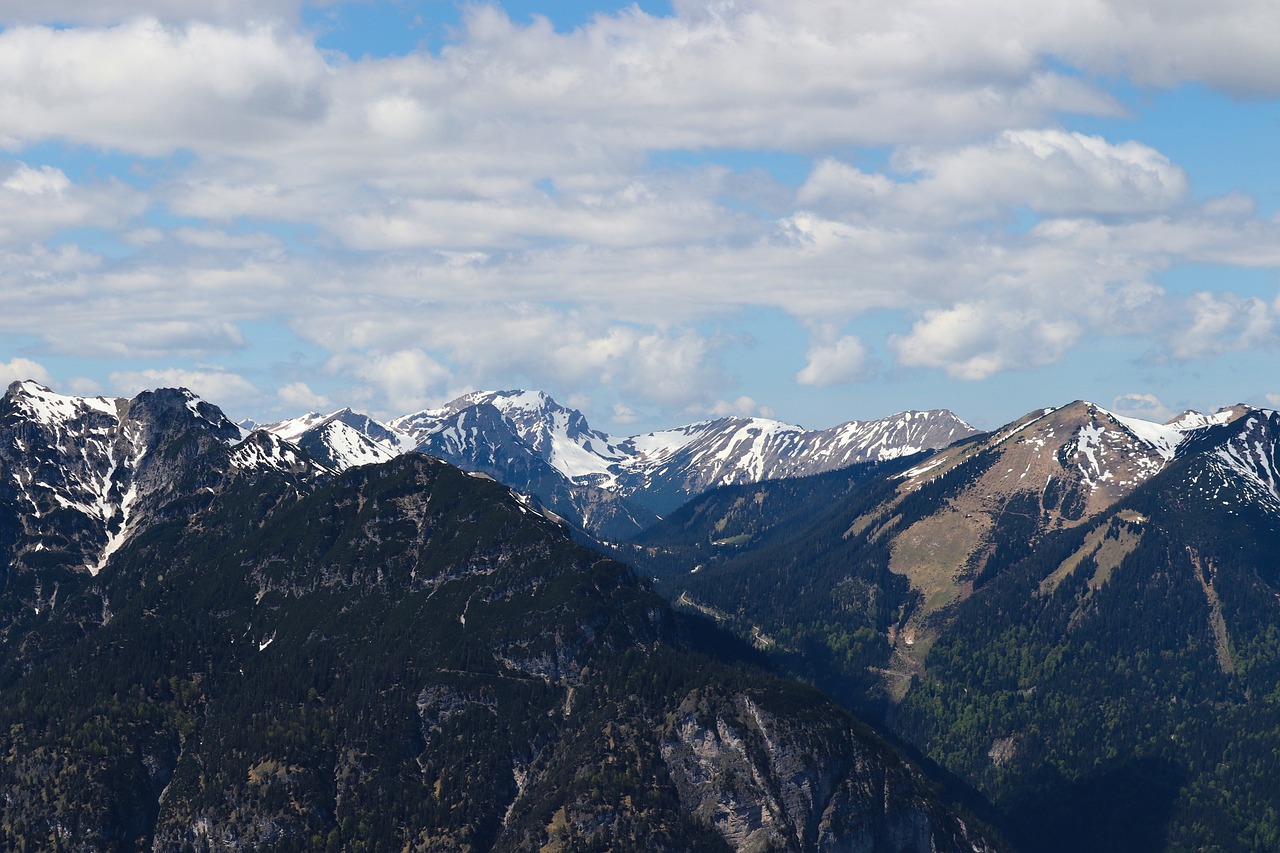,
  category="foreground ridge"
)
[0,409,1003,851]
